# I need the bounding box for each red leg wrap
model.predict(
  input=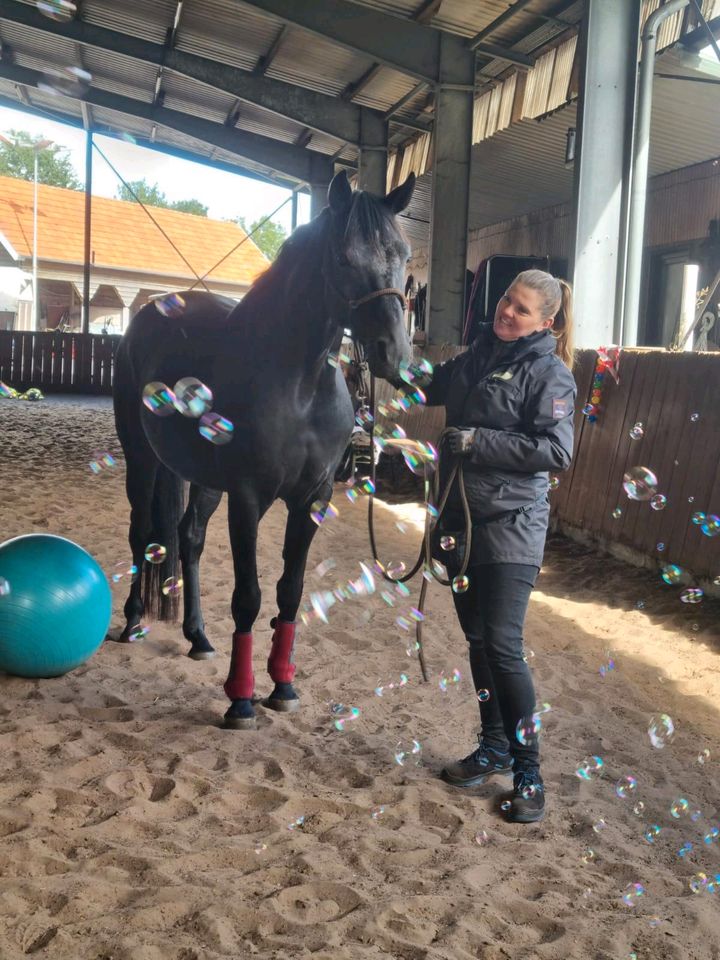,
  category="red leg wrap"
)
[267,619,297,684]
[223,631,254,700]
